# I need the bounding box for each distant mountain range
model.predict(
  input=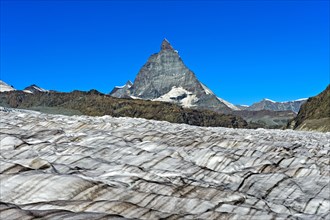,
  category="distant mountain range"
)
[0,80,48,94]
[239,98,307,113]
